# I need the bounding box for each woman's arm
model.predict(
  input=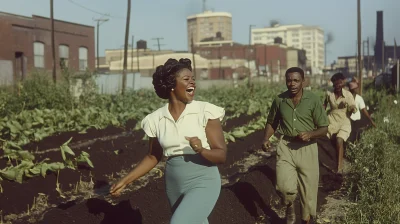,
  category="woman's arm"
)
[110,138,163,196]
[197,118,227,164]
[362,108,377,128]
